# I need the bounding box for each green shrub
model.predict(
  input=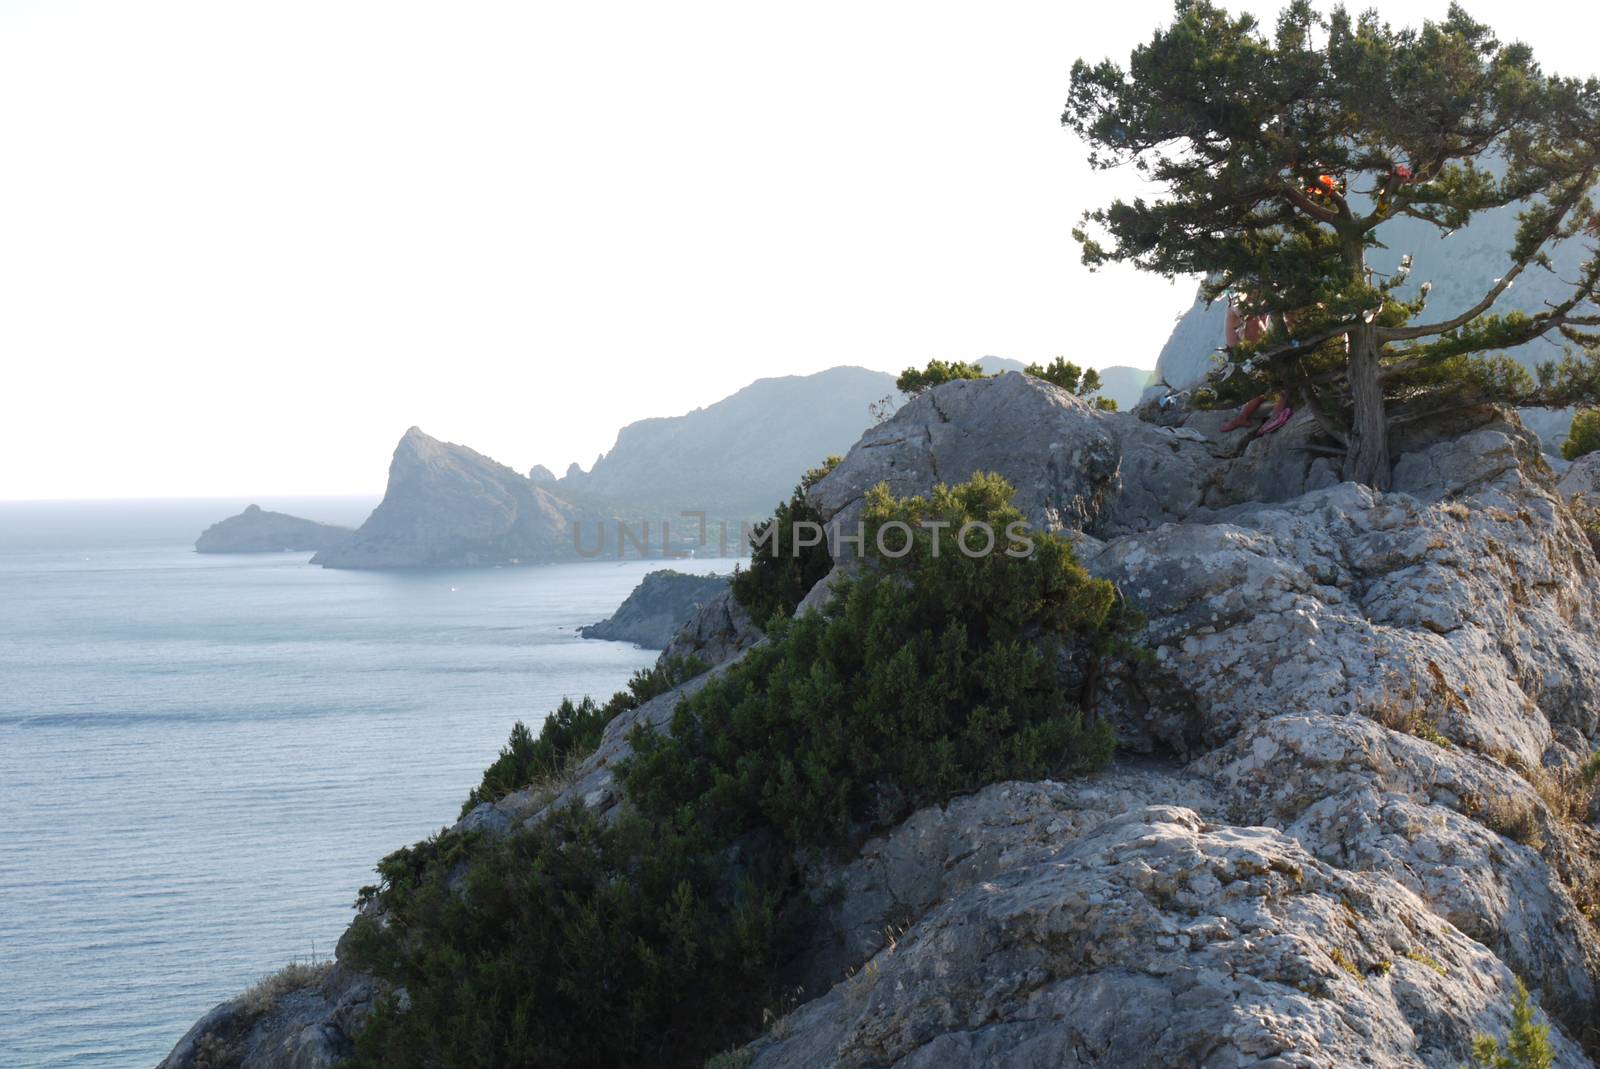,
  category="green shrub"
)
[729,457,839,626]
[624,473,1123,849]
[895,358,989,396]
[1464,979,1554,1069]
[461,656,704,817]
[1024,356,1117,410]
[1563,409,1600,461]
[346,807,787,1069]
[350,473,1132,1069]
